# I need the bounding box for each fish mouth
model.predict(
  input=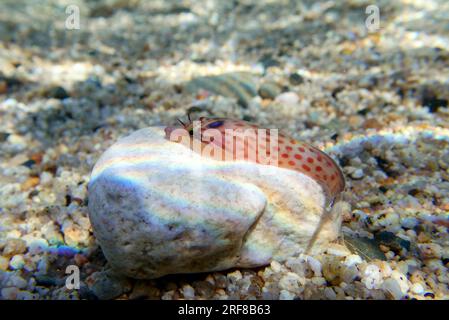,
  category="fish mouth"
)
[164,126,176,139]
